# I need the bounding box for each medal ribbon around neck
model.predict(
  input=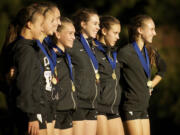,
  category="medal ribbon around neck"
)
[132,41,150,78]
[55,46,74,82]
[44,37,57,67]
[44,36,52,45]
[80,34,99,73]
[36,40,56,74]
[95,40,117,70]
